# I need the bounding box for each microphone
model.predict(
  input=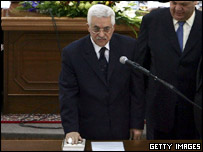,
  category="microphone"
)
[119,56,202,110]
[119,56,131,64]
[120,56,151,76]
